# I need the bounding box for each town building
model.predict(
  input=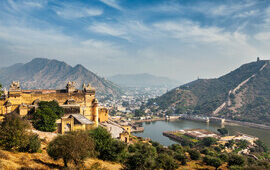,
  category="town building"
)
[0,81,109,130]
